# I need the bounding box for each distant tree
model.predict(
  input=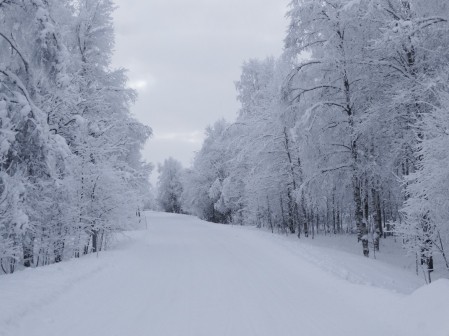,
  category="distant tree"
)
[157,158,184,213]
[180,120,227,222]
